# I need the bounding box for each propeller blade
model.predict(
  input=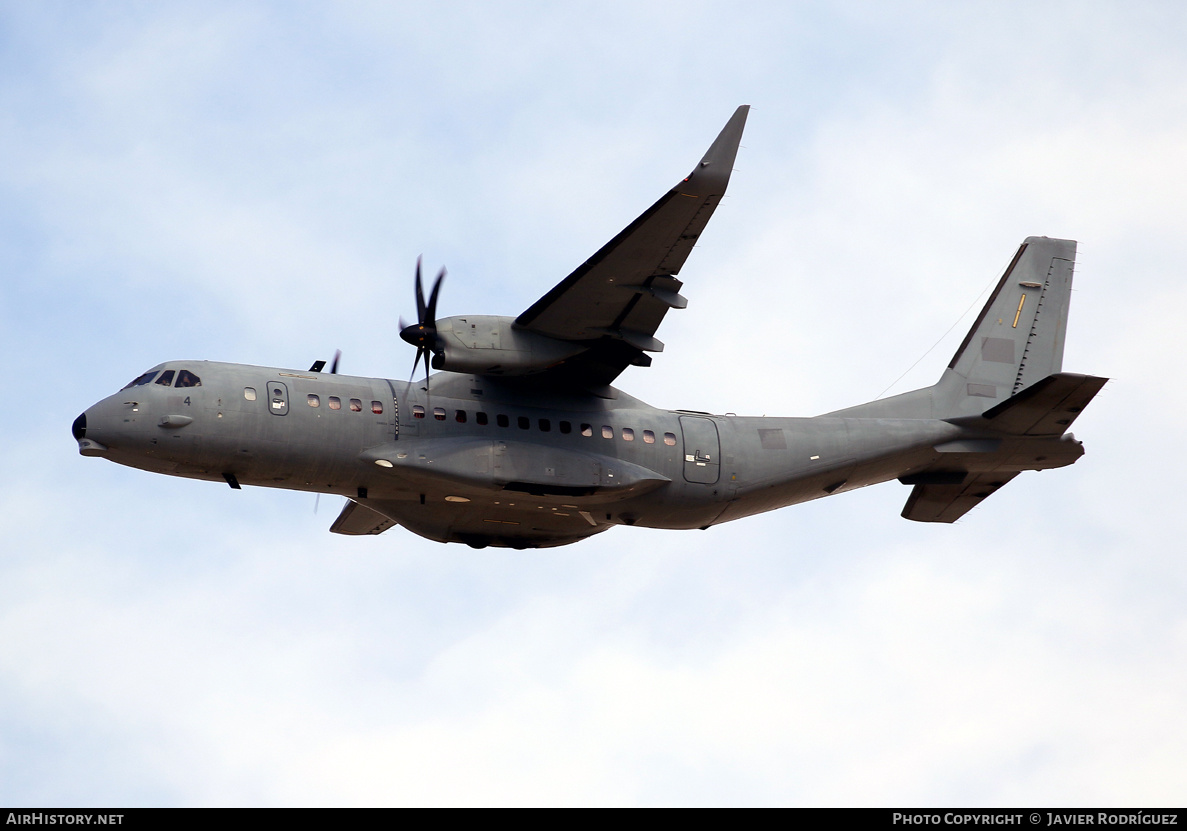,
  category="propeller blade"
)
[401,257,445,391]
[410,345,423,381]
[415,256,426,322]
[329,349,341,375]
[425,267,445,323]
